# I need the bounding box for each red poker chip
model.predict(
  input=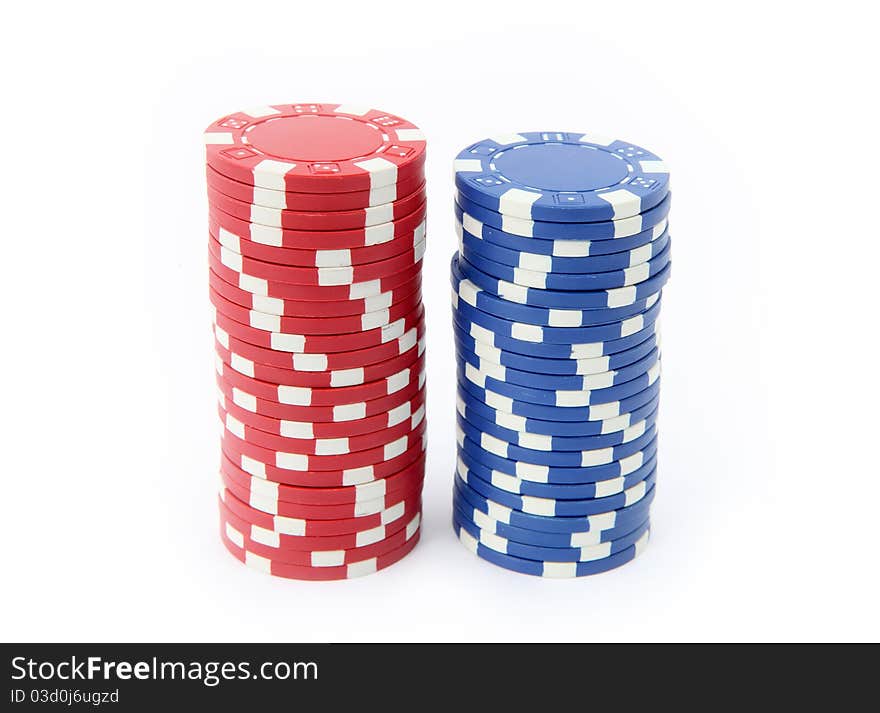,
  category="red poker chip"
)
[209,284,422,336]
[219,524,420,580]
[206,164,425,212]
[220,466,425,519]
[218,383,426,439]
[211,217,425,268]
[215,351,425,406]
[208,234,425,287]
[207,183,426,231]
[209,267,421,318]
[208,249,423,301]
[220,519,421,579]
[220,429,426,487]
[220,483,422,536]
[211,302,424,354]
[220,452,426,506]
[214,317,424,371]
[220,507,421,566]
[218,399,425,455]
[219,495,420,552]
[215,371,425,423]
[219,418,427,473]
[214,334,424,387]
[204,104,426,194]
[209,202,427,251]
